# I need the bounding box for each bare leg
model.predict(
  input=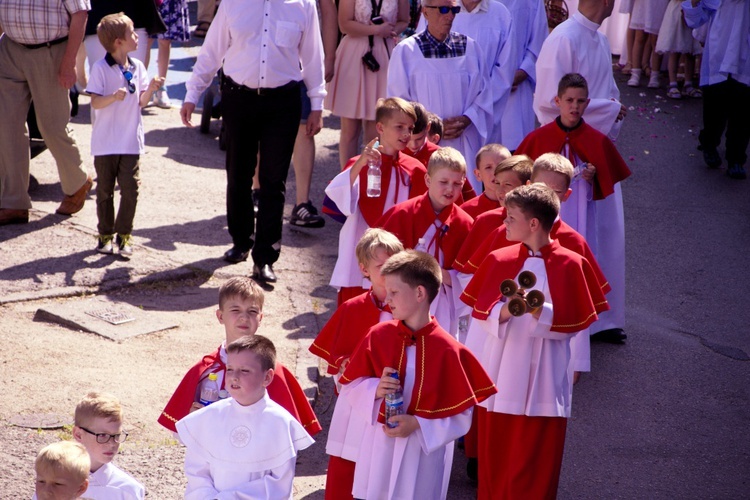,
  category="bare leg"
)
[622,24,635,73]
[648,34,662,87]
[667,52,679,84]
[292,124,314,204]
[628,29,647,86]
[339,117,363,170]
